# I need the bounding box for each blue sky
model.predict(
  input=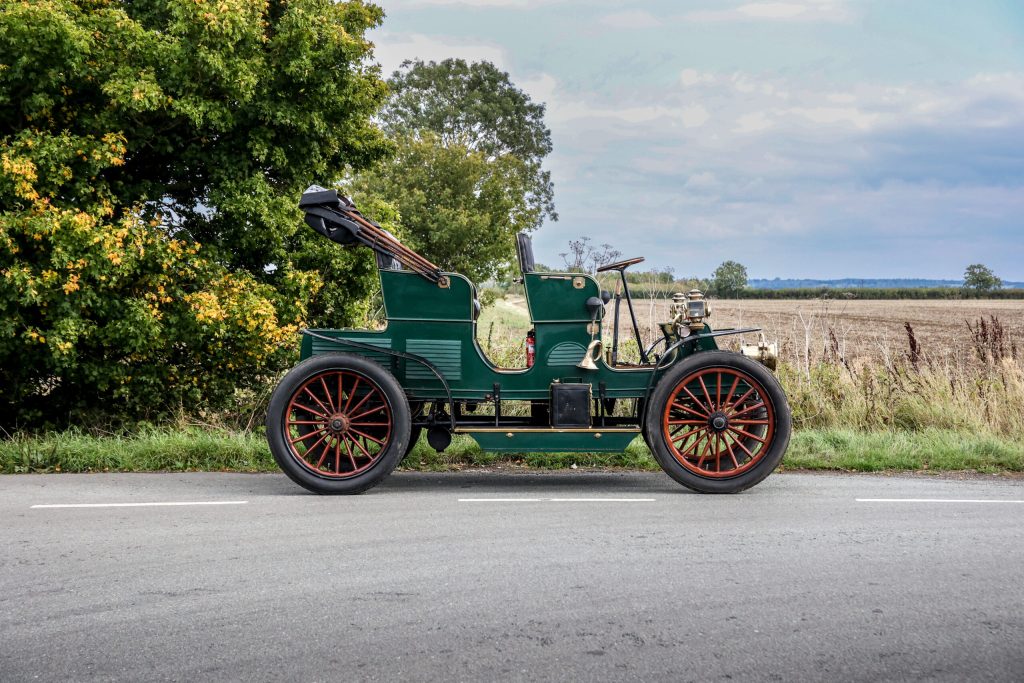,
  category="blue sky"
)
[371,1,1024,280]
